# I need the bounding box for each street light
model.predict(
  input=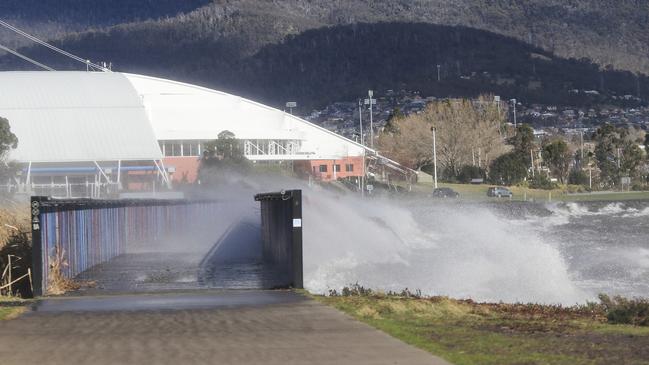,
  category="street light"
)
[431,126,438,189]
[358,99,365,198]
[364,90,376,149]
[436,64,441,82]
